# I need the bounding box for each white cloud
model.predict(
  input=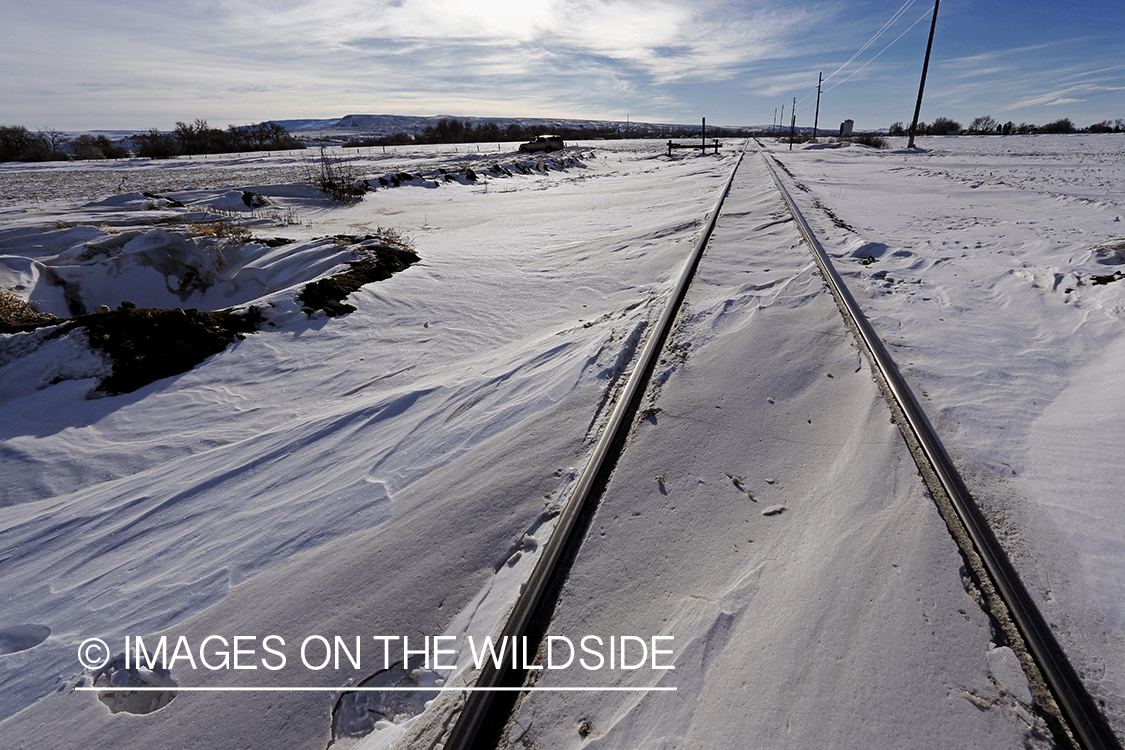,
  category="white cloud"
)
[8,0,1120,130]
[1045,97,1085,107]
[999,83,1125,113]
[217,0,804,83]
